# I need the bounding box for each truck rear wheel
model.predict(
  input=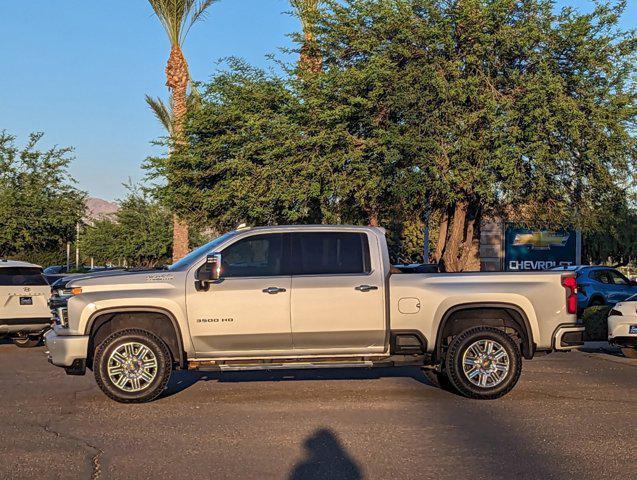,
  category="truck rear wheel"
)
[93,329,172,403]
[445,326,522,399]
